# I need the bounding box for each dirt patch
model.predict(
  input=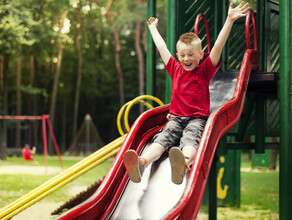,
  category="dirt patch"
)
[218,206,279,220]
[0,166,63,175]
[11,201,63,220]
